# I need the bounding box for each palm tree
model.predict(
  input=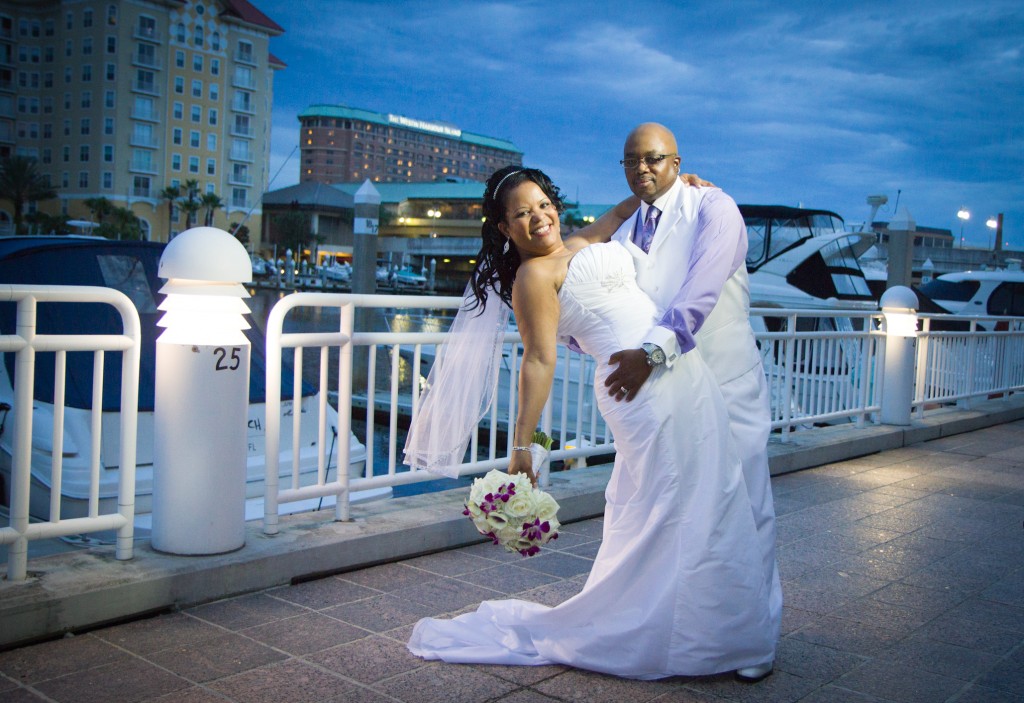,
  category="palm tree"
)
[200,192,223,227]
[182,179,200,228]
[84,196,115,227]
[178,199,201,232]
[0,156,57,234]
[158,185,180,238]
